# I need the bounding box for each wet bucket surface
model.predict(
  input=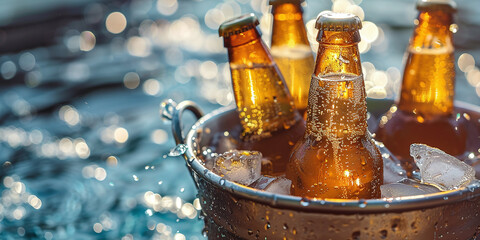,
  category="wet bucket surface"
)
[172,99,480,240]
